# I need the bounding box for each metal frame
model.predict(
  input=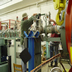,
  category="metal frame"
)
[0,37,20,64]
[43,37,61,42]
